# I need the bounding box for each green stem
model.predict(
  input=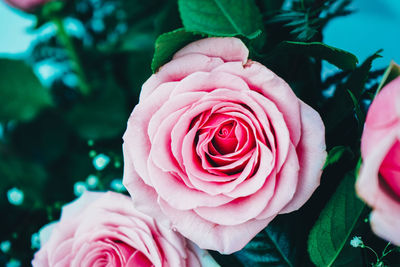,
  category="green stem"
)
[53,17,91,96]
[363,245,379,263]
